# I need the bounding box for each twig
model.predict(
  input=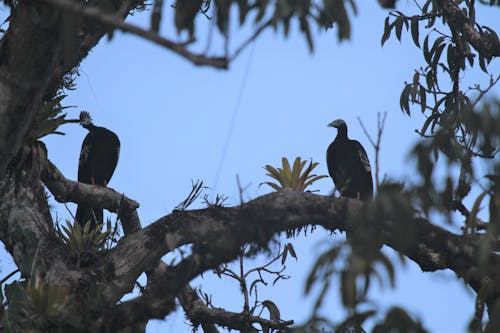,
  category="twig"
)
[1,269,20,284]
[236,174,251,206]
[229,18,272,62]
[470,74,500,110]
[357,112,387,191]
